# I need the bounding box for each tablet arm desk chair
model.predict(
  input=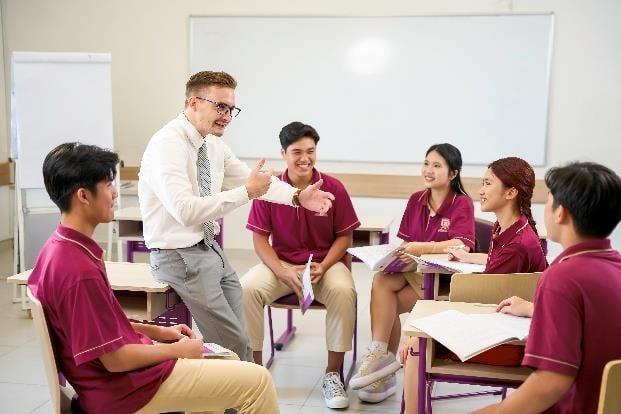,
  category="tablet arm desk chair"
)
[598,359,621,414]
[266,253,357,387]
[27,288,81,414]
[413,273,541,414]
